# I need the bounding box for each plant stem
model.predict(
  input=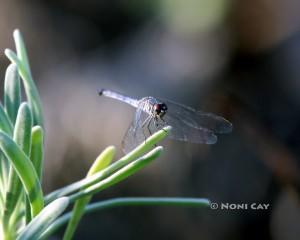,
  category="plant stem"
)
[40,197,210,239]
